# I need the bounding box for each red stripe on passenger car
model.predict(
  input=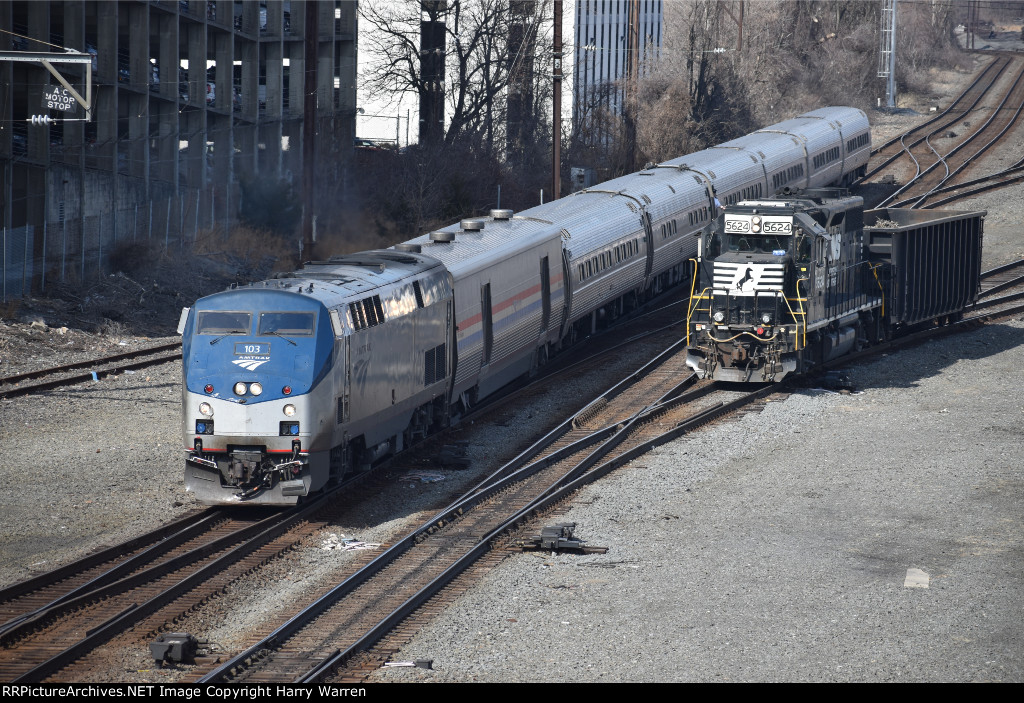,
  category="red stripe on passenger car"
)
[458,279,553,328]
